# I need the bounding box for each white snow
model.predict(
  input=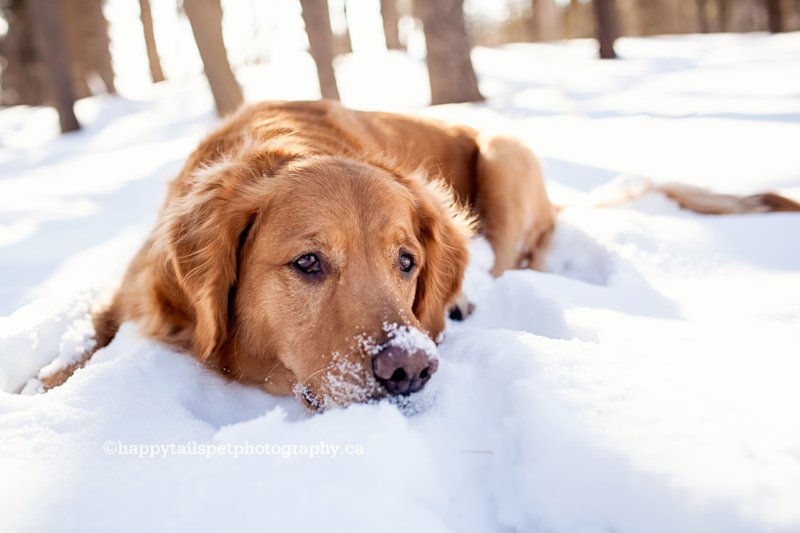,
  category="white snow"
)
[381,322,439,360]
[2,31,800,533]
